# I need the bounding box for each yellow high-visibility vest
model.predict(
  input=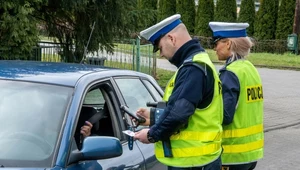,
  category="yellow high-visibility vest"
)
[222,60,264,165]
[155,52,223,167]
